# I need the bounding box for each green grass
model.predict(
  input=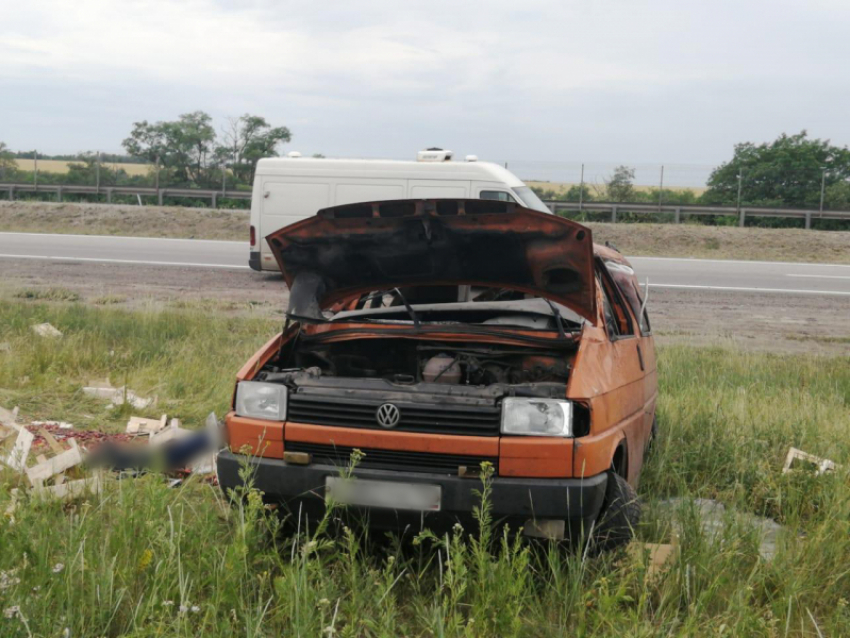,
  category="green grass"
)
[1,300,849,636]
